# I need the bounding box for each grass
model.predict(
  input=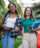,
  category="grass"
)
[0,38,22,48]
[0,40,2,48]
[14,38,22,48]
